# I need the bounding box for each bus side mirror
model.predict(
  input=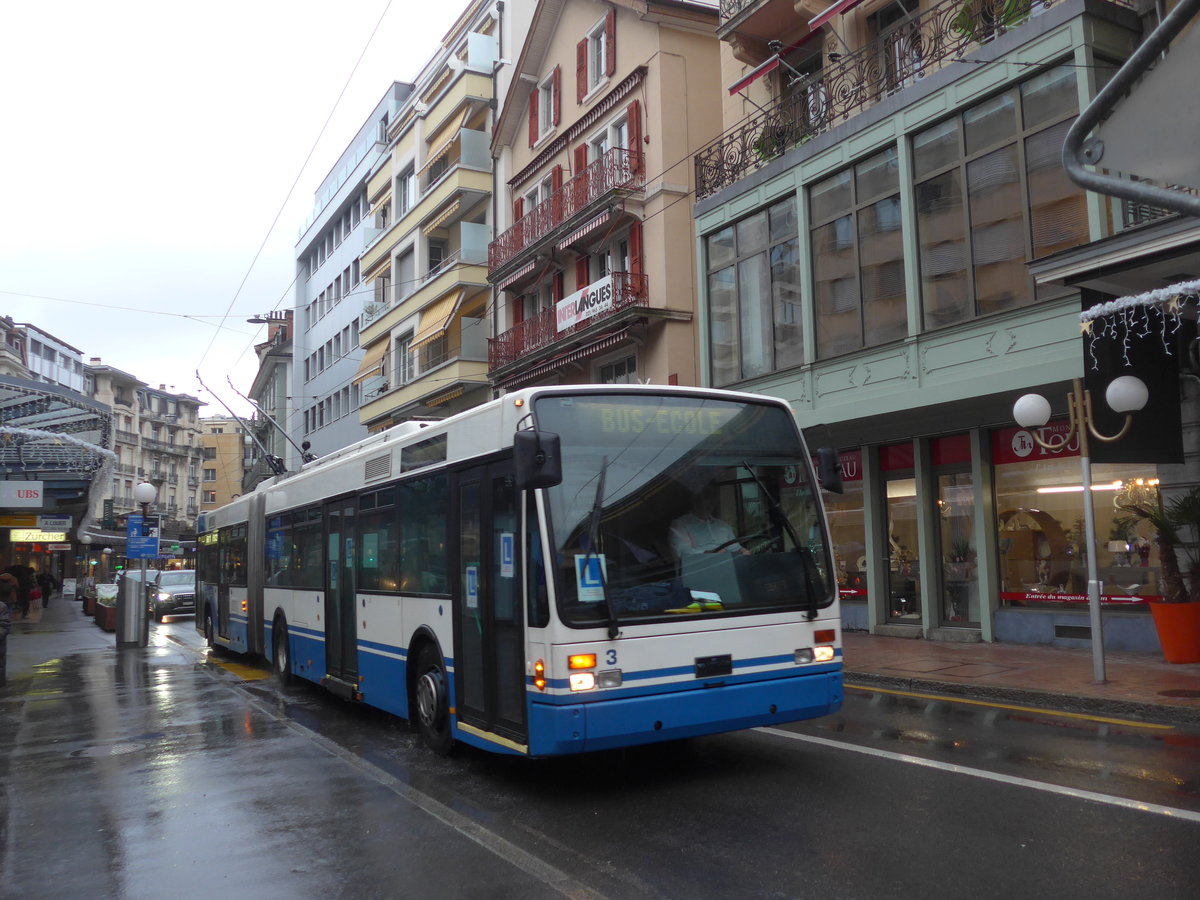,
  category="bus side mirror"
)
[815,448,843,494]
[514,430,562,490]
